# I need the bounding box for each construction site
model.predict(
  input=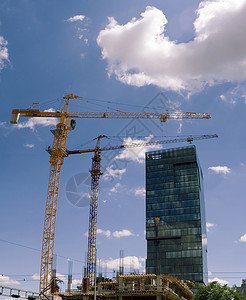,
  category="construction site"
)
[1,93,218,300]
